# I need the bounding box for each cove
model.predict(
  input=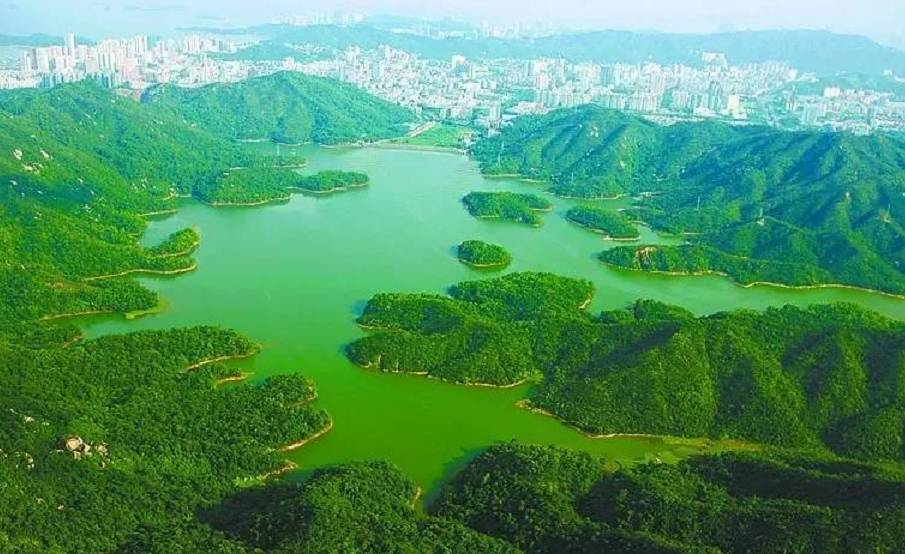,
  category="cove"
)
[76,145,905,495]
